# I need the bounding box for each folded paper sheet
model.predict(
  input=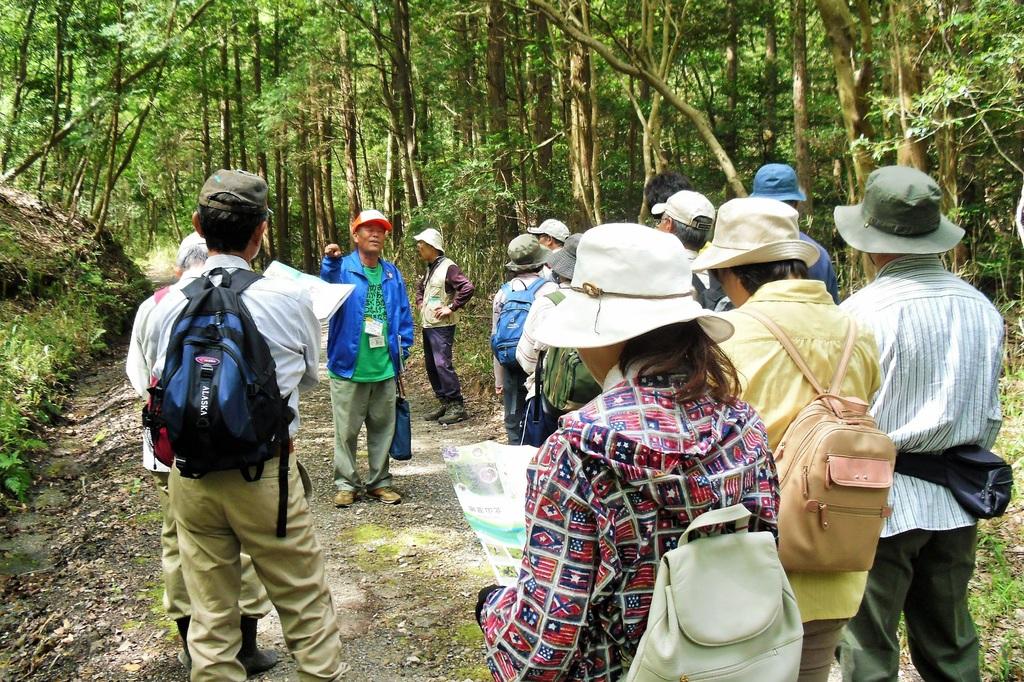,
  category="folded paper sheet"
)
[263,260,354,321]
